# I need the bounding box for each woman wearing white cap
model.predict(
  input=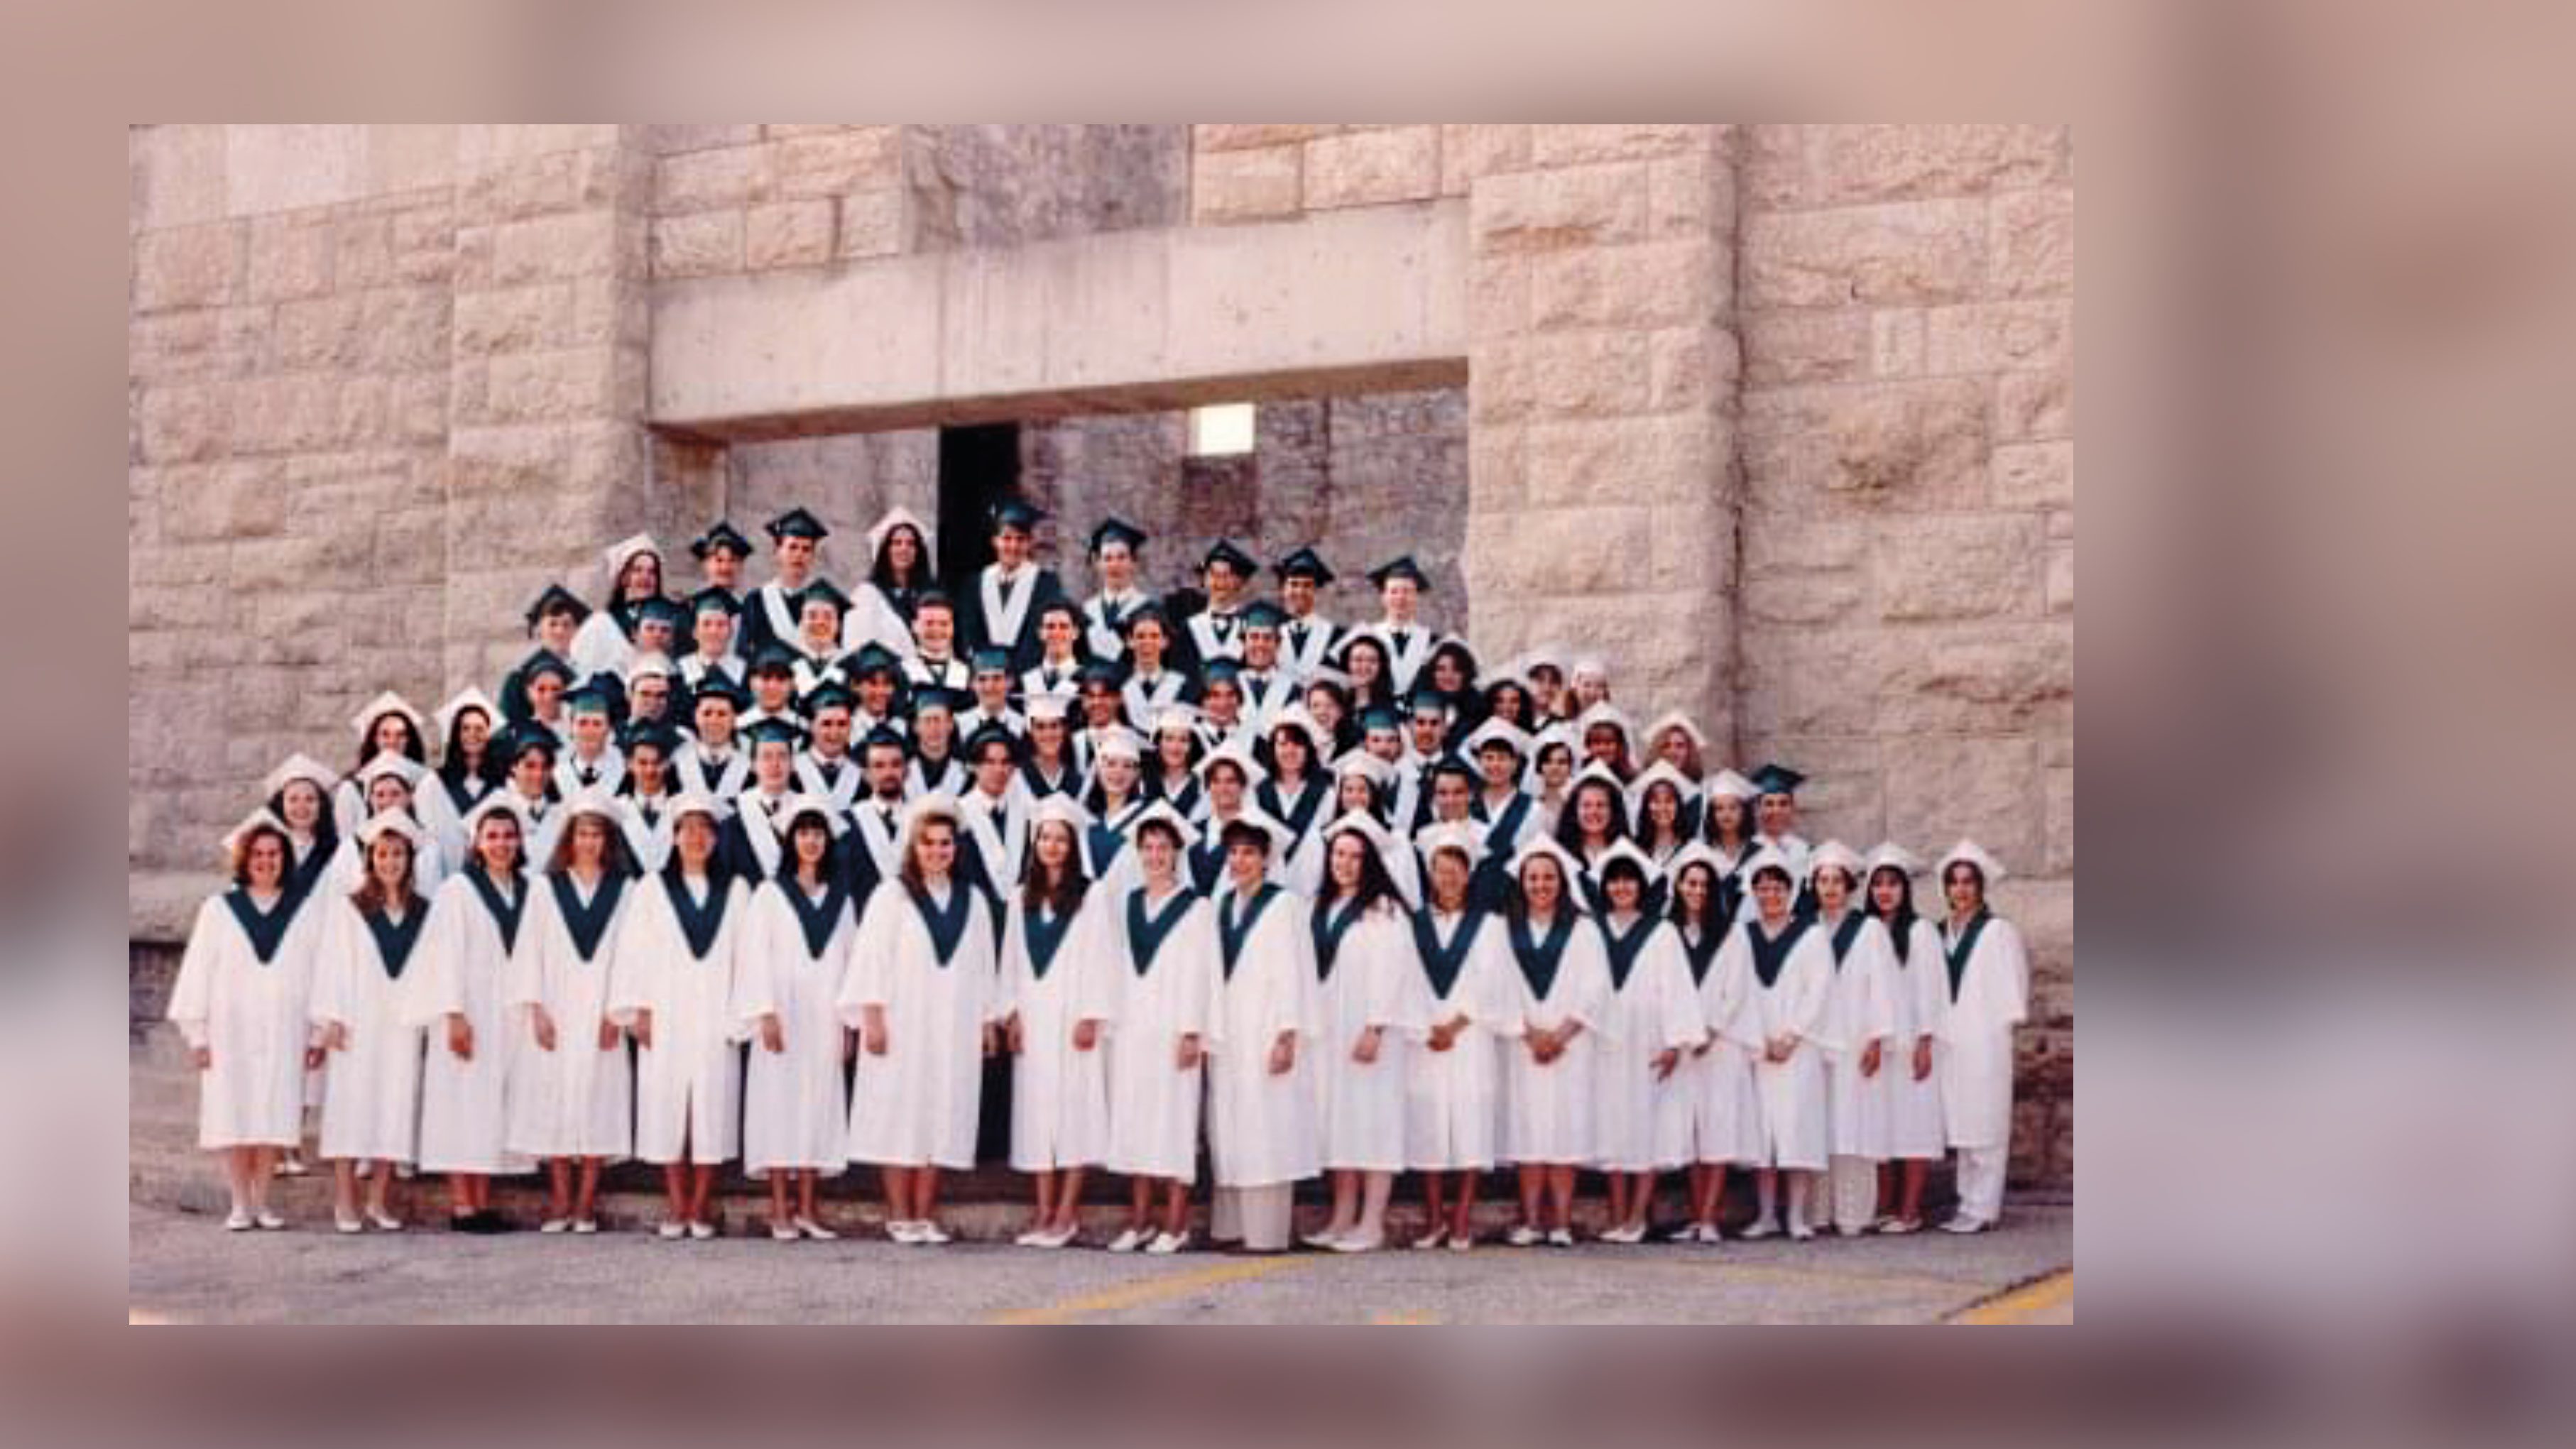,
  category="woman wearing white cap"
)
[1699,770,1762,924]
[849,507,937,657]
[1304,813,1428,1254]
[1403,824,1515,1252]
[735,796,857,1242]
[406,794,538,1232]
[1586,841,1708,1245]
[840,794,998,1246]
[334,691,430,838]
[1497,837,1612,1248]
[1725,848,1839,1240]
[323,753,447,896]
[998,797,1118,1249]
[168,809,327,1231]
[1865,843,1948,1234]
[1201,809,1324,1254]
[506,791,637,1235]
[263,753,343,911]
[1099,801,1219,1254]
[427,688,504,869]
[608,792,750,1240]
[1808,841,1898,1237]
[571,535,667,682]
[1928,841,2029,1234]
[312,810,434,1232]
[1664,843,1762,1243]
